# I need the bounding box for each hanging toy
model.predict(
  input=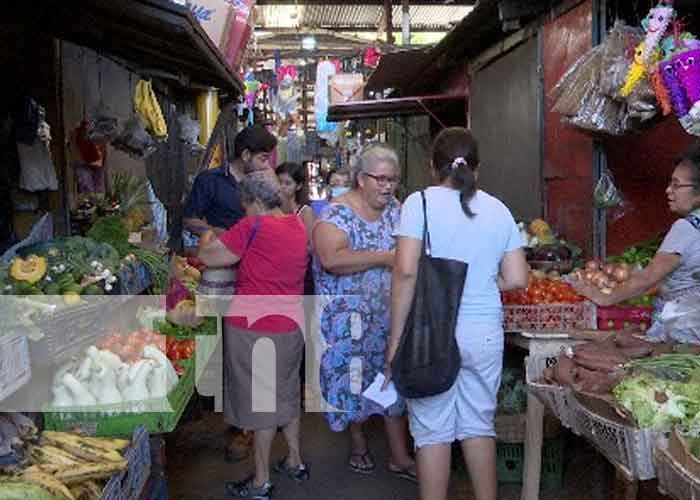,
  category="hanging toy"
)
[649,63,673,115]
[660,57,691,117]
[620,42,659,97]
[244,71,261,126]
[641,1,676,64]
[672,43,700,120]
